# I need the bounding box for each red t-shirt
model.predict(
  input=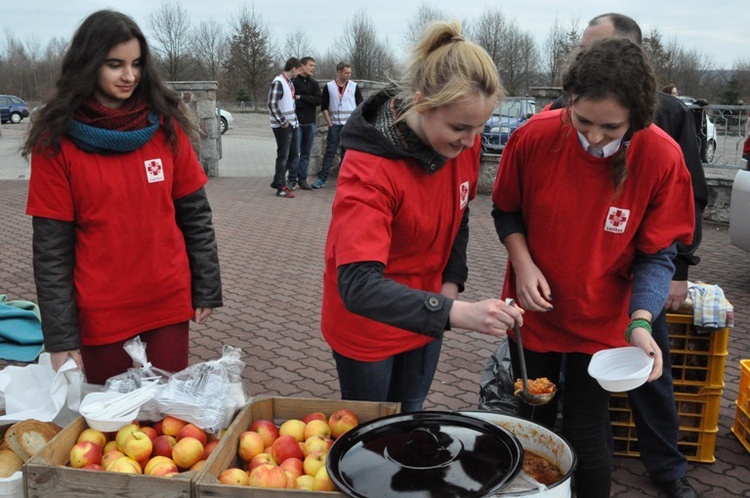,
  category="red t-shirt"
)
[26,125,207,346]
[492,110,695,354]
[321,138,481,361]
